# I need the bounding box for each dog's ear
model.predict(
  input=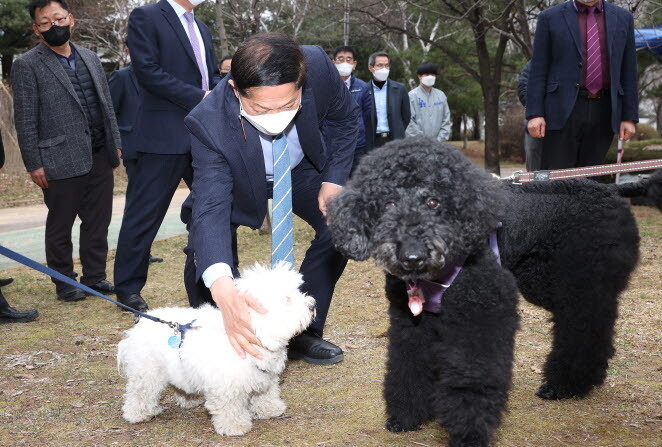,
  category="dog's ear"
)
[327,188,372,261]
